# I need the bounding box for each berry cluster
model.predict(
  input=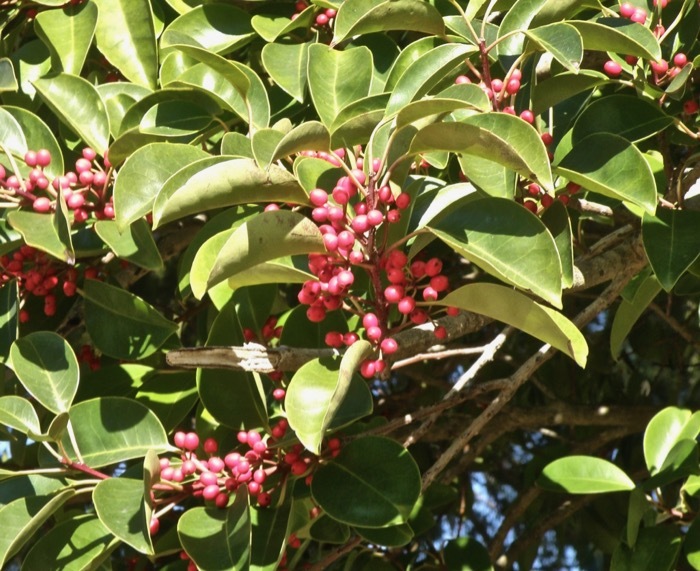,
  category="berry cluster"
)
[292,0,337,28]
[0,148,115,222]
